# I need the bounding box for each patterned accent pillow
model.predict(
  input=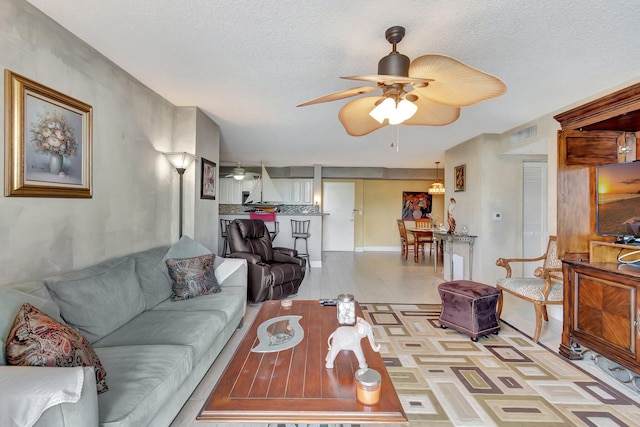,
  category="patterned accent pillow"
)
[166,253,221,301]
[5,303,108,394]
